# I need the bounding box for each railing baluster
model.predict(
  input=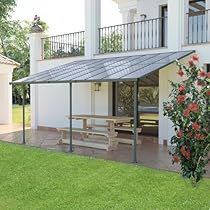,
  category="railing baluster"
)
[187,9,209,45]
[42,31,85,59]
